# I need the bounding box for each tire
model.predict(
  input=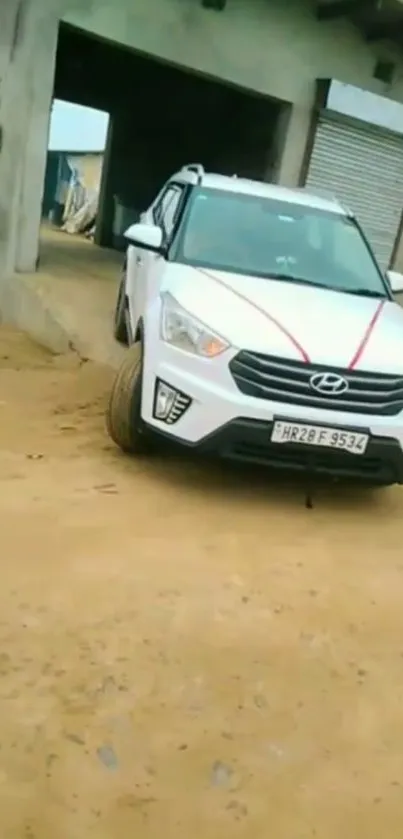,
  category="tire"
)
[106,341,153,455]
[113,275,129,345]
